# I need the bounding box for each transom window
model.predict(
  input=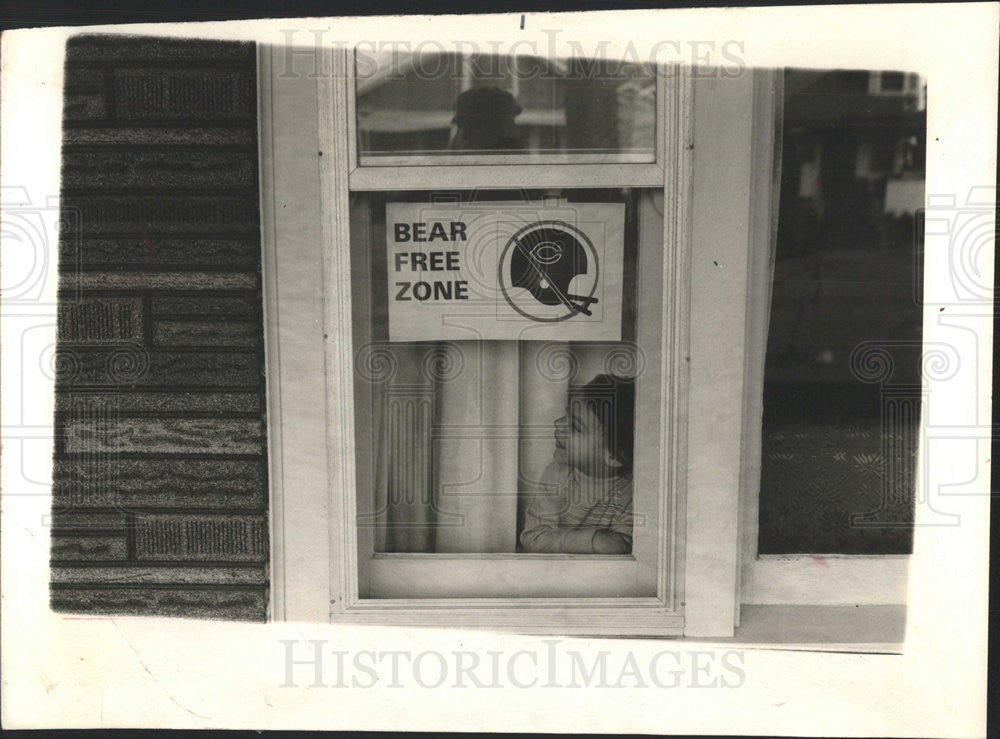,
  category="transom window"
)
[354,48,657,164]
